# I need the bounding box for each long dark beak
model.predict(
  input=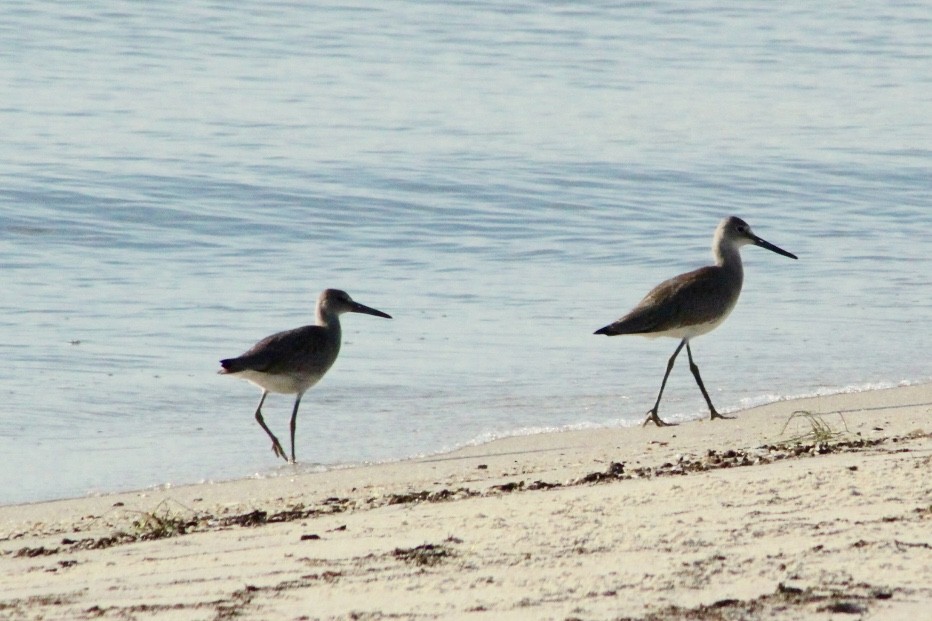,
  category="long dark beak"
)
[351,301,392,319]
[752,235,797,260]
